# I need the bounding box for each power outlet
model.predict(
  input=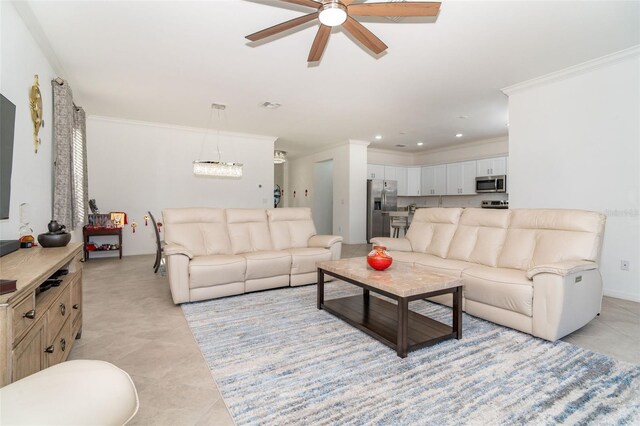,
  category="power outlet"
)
[621,260,630,271]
